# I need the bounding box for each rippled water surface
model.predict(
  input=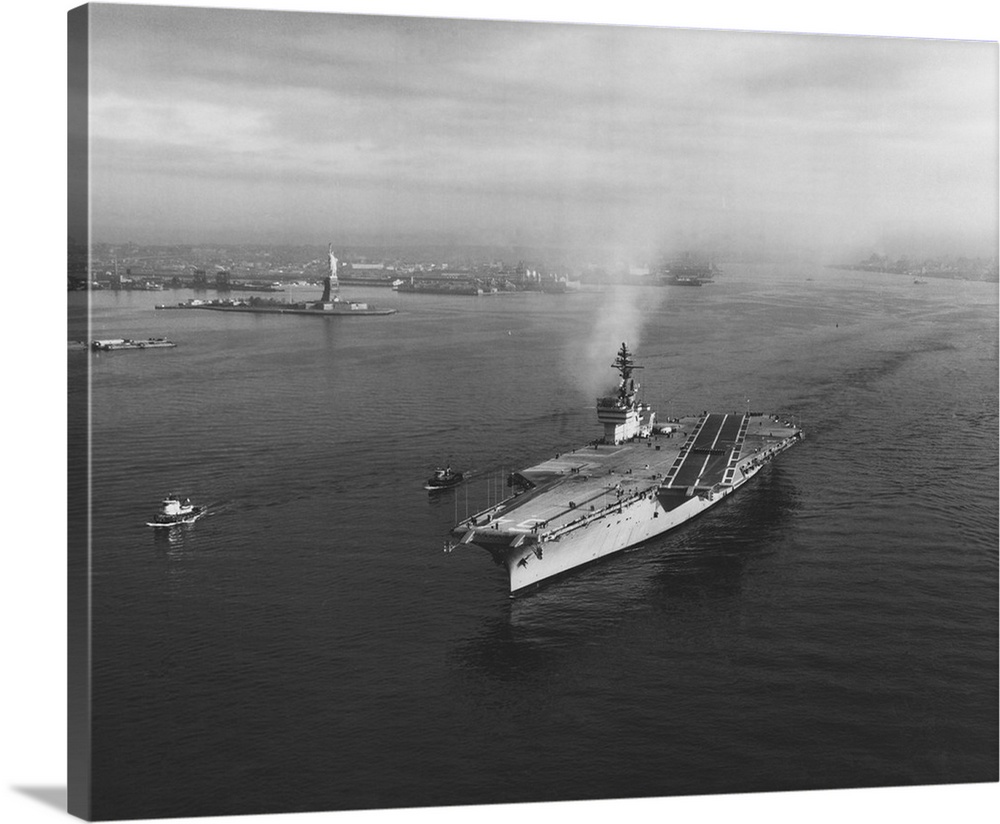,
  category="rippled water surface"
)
[69,264,998,819]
